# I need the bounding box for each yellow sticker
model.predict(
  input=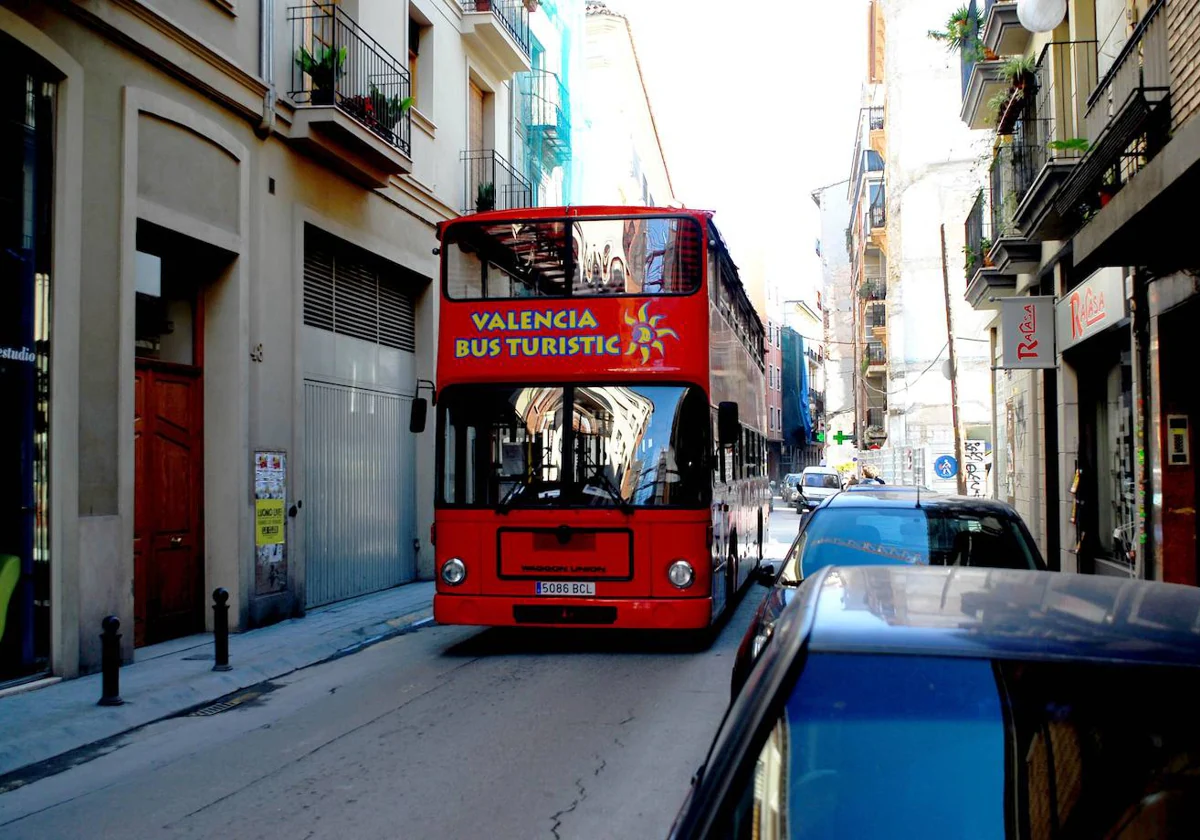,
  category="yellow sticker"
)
[255,499,285,546]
